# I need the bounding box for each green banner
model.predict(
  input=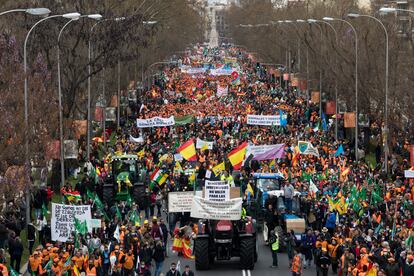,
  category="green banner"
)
[175,115,194,126]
